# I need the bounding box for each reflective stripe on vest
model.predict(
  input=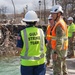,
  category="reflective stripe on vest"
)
[21,29,44,60]
[52,36,68,49]
[46,25,54,41]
